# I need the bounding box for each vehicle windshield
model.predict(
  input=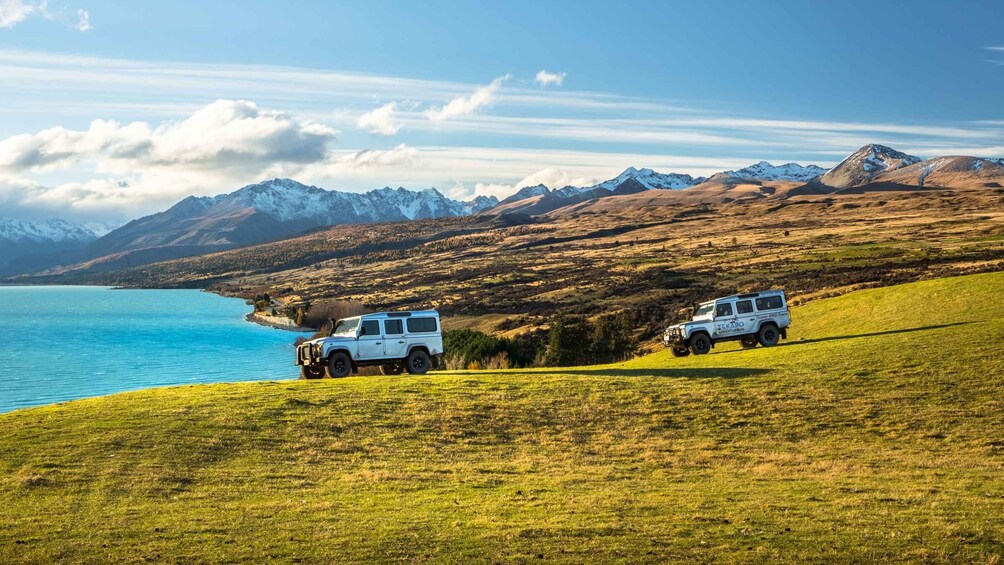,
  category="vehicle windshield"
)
[331,317,360,335]
[693,303,714,319]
